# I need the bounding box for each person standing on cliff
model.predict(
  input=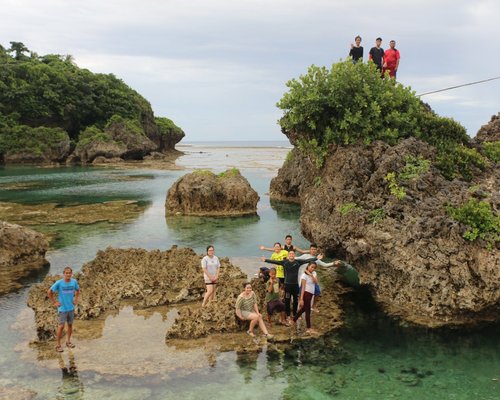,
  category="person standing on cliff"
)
[48,266,80,353]
[262,250,316,321]
[383,40,400,78]
[369,37,385,74]
[349,35,363,63]
[201,245,220,307]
